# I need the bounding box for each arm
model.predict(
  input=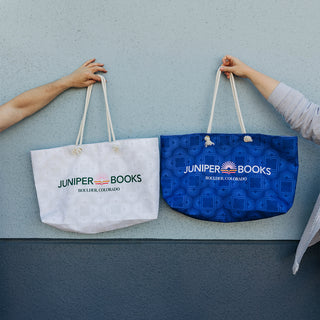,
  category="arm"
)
[220,55,279,100]
[220,55,320,144]
[0,58,107,132]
